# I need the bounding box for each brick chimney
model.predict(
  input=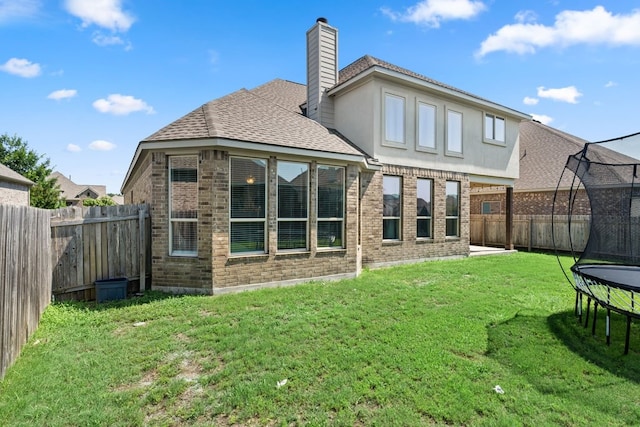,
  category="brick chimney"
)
[306,17,337,128]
